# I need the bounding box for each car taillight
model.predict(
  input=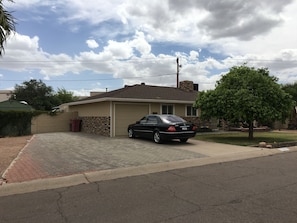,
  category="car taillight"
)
[192,125,198,131]
[167,126,176,132]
